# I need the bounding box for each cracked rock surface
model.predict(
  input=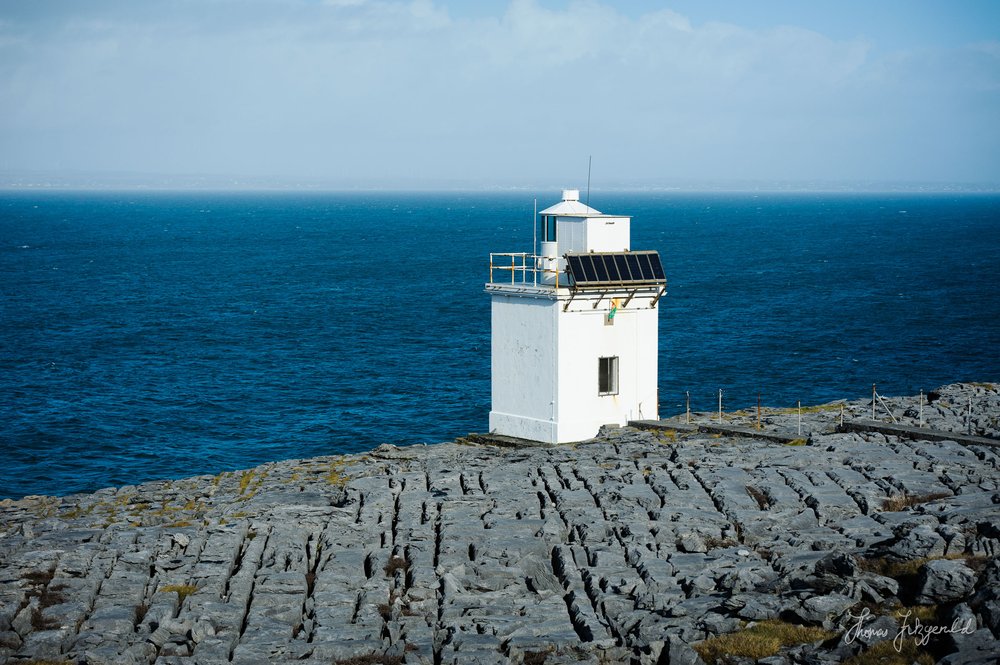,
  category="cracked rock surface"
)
[1,383,999,664]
